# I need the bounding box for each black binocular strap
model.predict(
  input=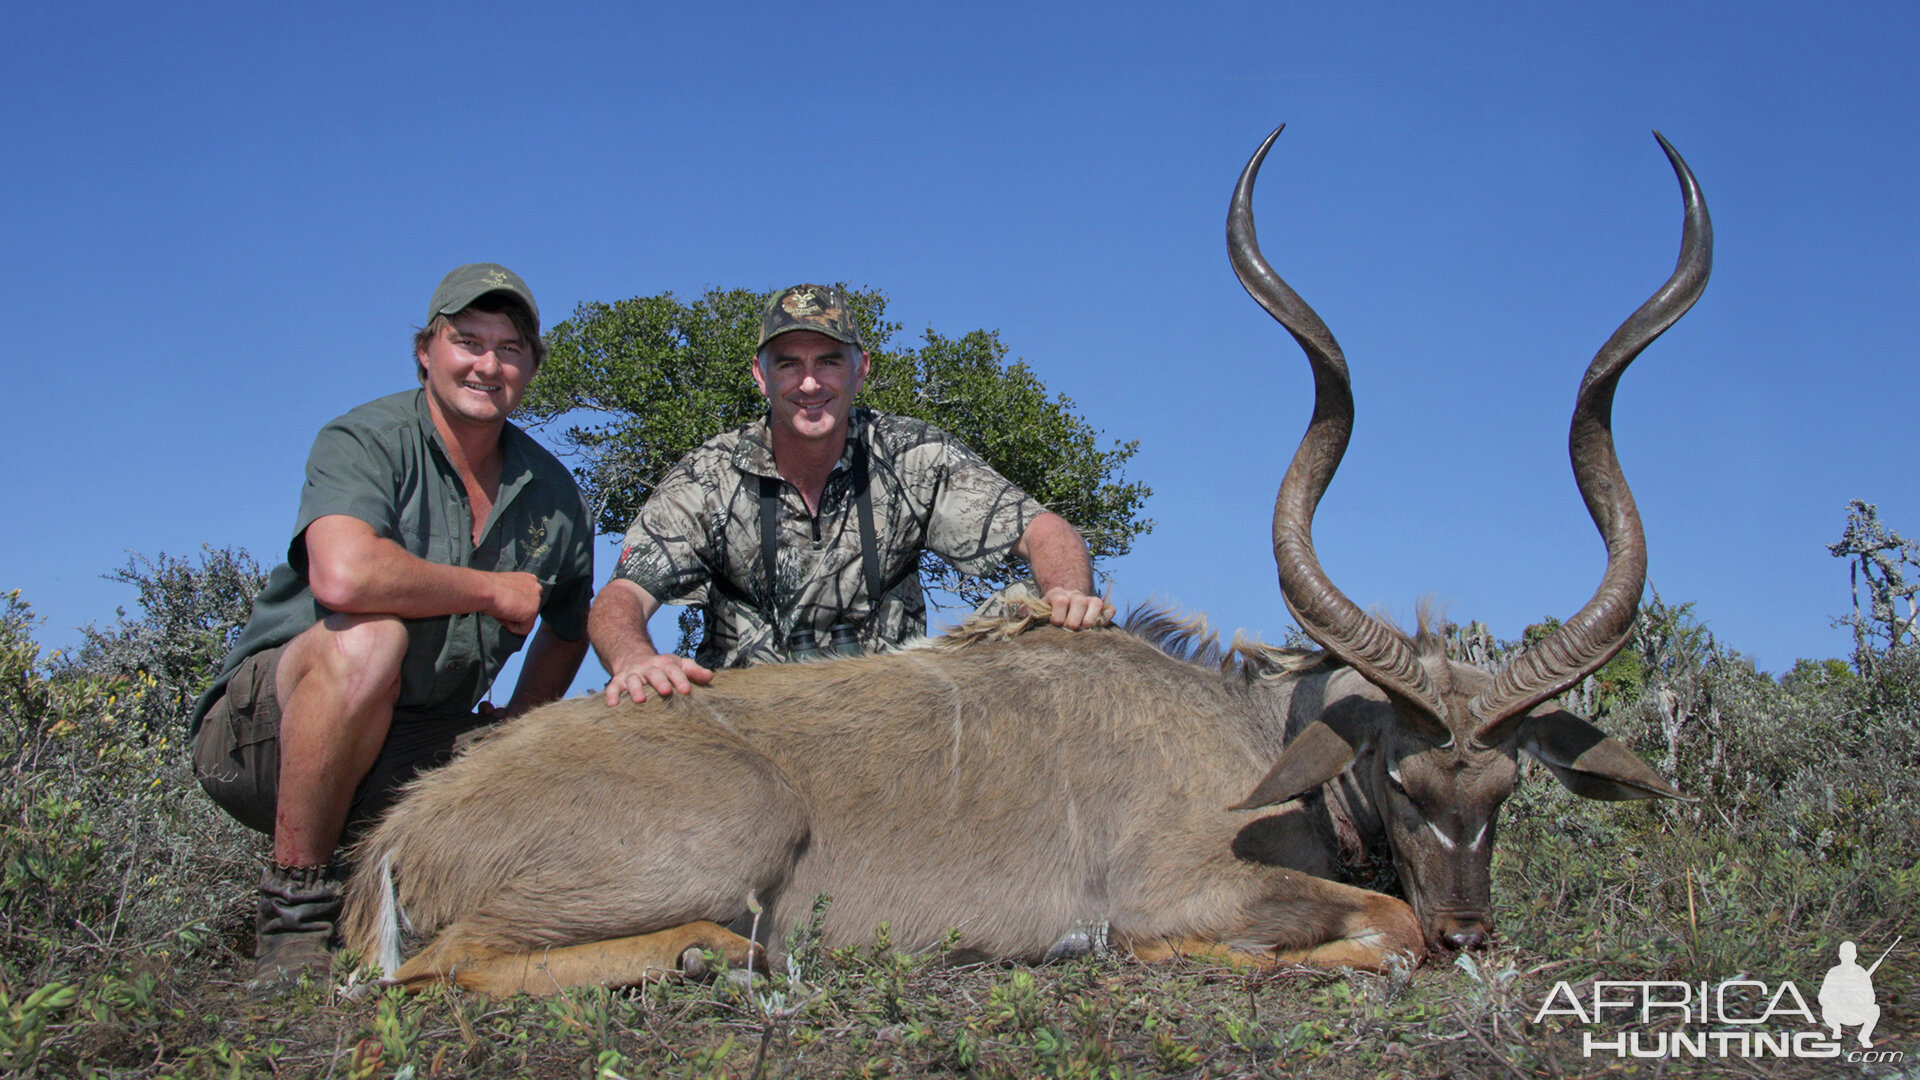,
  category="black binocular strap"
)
[759,442,885,629]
